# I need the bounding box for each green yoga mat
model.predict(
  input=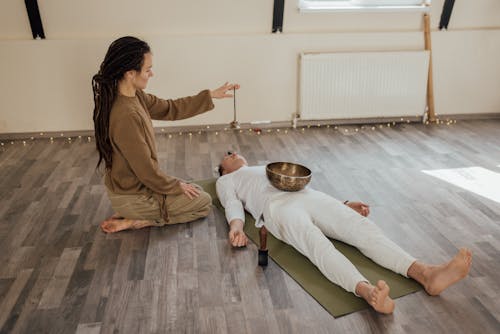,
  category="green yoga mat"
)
[196,179,422,317]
